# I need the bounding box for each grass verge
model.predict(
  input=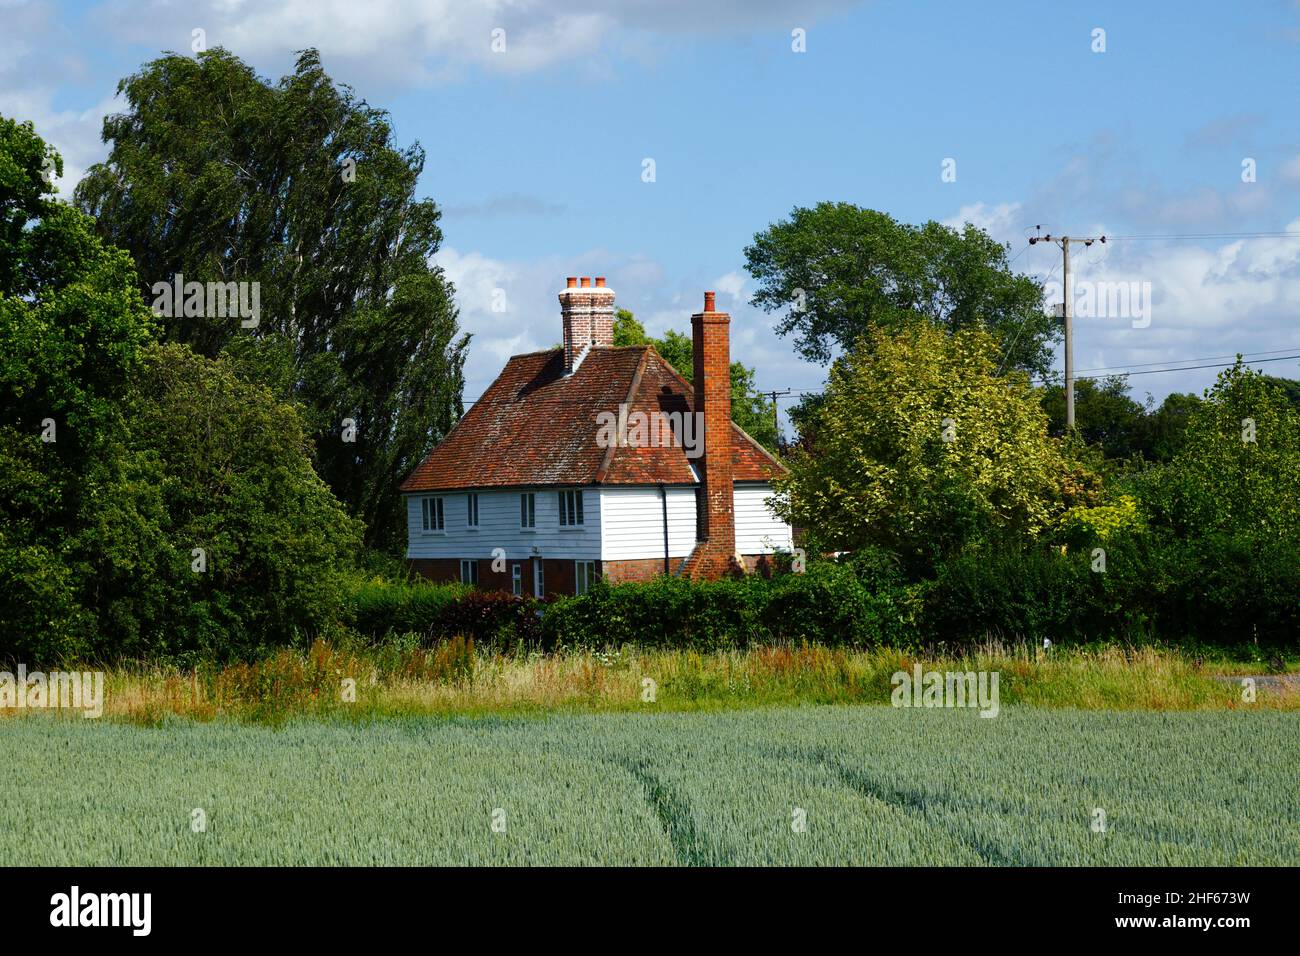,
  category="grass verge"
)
[4,639,1295,725]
